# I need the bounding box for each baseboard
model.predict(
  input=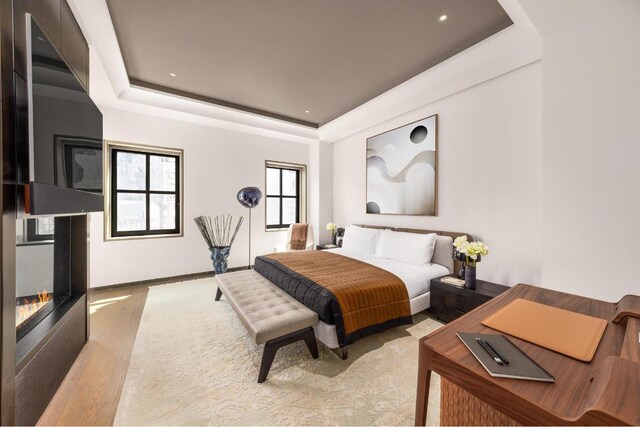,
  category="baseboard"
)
[90,266,250,292]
